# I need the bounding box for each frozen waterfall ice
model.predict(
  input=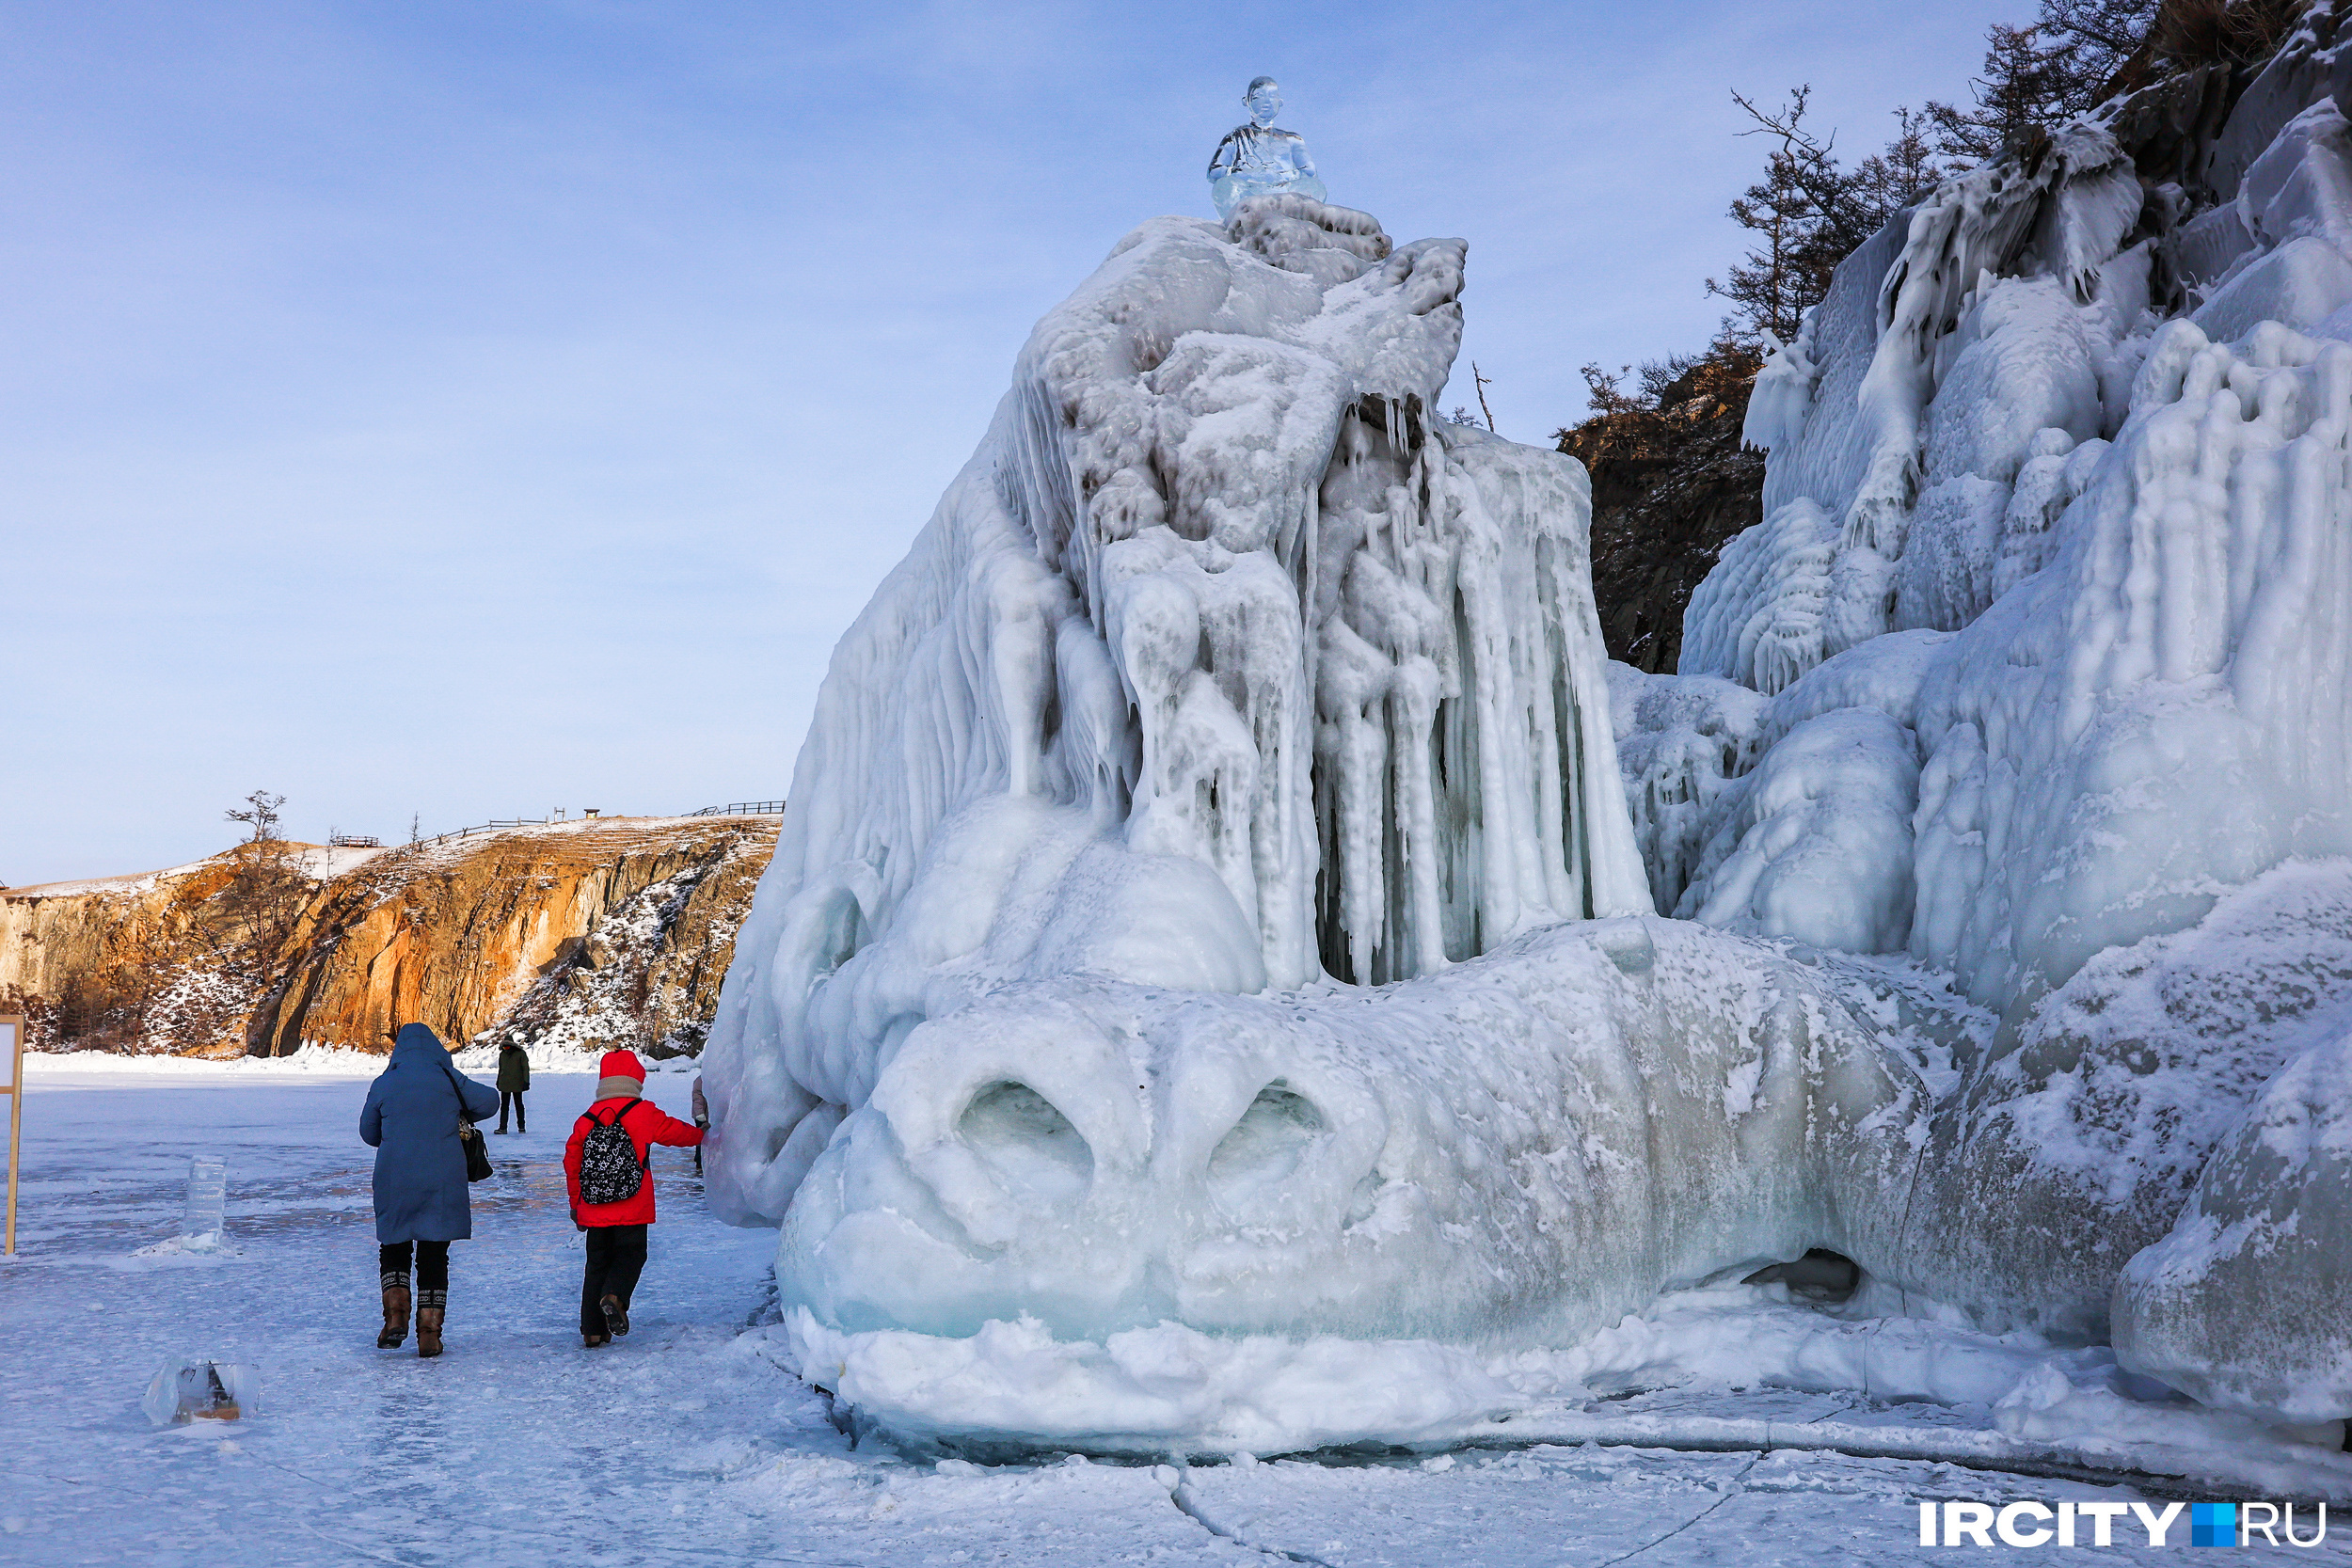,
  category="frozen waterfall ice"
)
[703,198,1649,1231]
[1670,108,2352,1023]
[1614,21,2352,1427]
